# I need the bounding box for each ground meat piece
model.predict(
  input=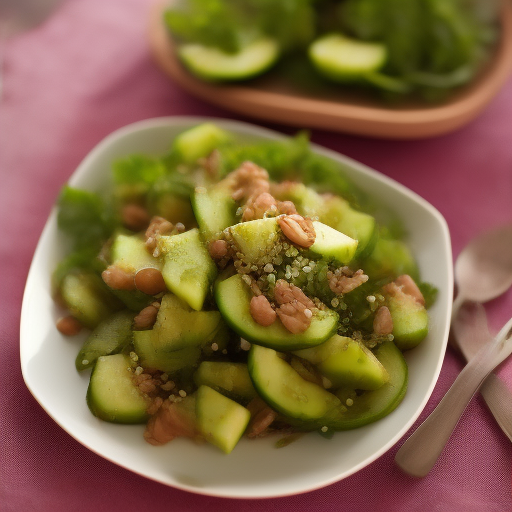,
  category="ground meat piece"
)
[133,303,160,330]
[373,306,393,335]
[101,265,136,290]
[121,203,151,231]
[228,161,270,202]
[327,267,369,294]
[242,192,278,221]
[278,214,316,248]
[274,280,316,309]
[145,216,174,256]
[276,200,298,216]
[276,301,312,334]
[385,274,425,305]
[249,295,276,326]
[246,406,278,438]
[208,239,229,259]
